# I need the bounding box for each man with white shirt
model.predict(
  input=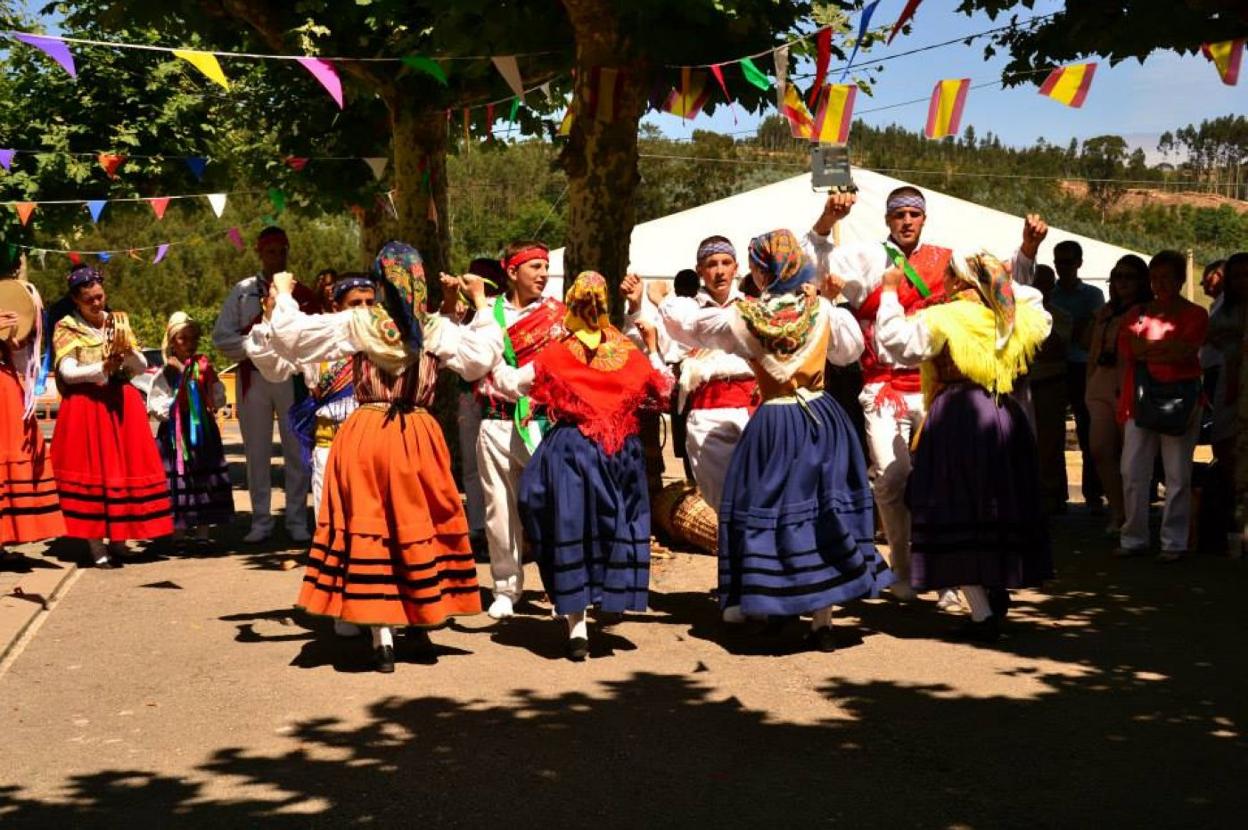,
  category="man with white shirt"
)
[803,188,1048,599]
[211,226,317,544]
[473,240,567,620]
[630,236,758,513]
